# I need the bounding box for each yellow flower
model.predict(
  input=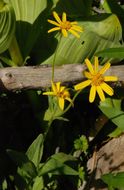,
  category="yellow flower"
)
[47,11,83,38]
[43,81,73,110]
[74,57,118,103]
